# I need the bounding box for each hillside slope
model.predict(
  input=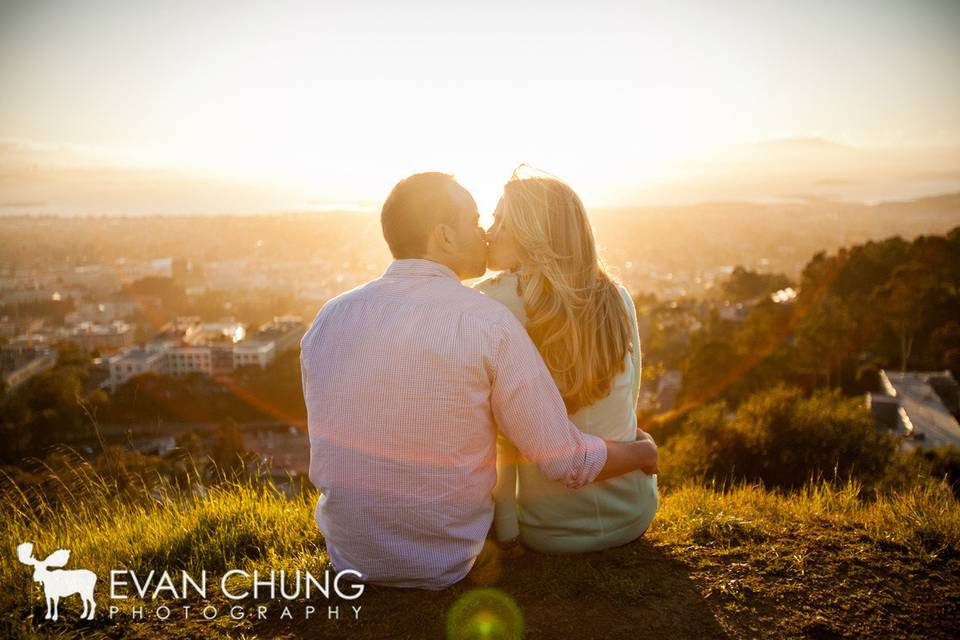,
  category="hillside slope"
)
[2,471,958,639]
